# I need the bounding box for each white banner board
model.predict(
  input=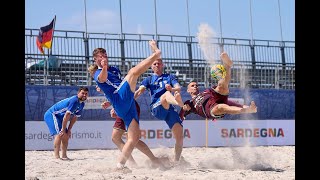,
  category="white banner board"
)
[25,120,294,150]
